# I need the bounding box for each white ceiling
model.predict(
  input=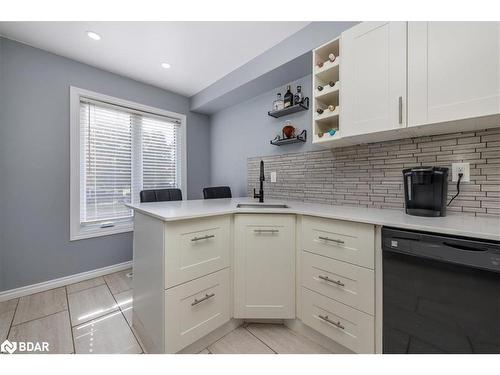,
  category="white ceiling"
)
[0,21,310,97]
